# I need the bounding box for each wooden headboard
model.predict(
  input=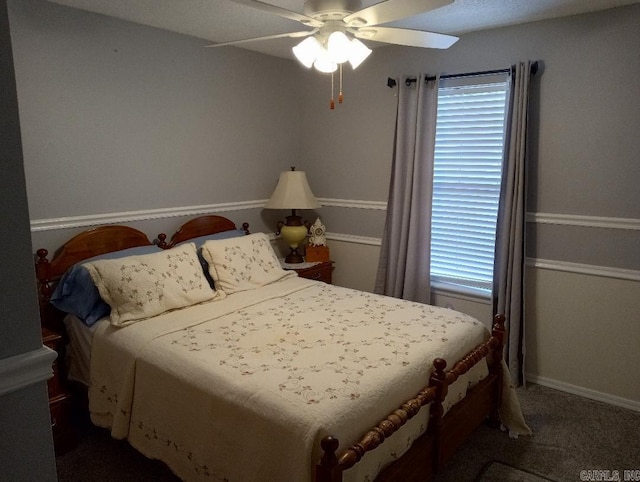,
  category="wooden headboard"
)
[34,216,249,332]
[157,215,250,249]
[35,225,154,332]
